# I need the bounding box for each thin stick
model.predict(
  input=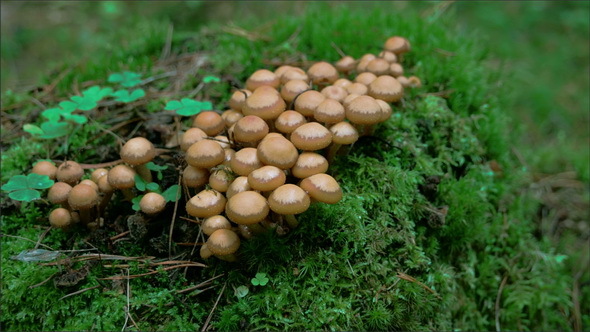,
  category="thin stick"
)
[331,41,347,58]
[98,263,206,281]
[396,272,442,300]
[34,227,52,250]
[110,231,131,241]
[59,285,100,301]
[168,175,183,258]
[177,274,225,294]
[495,274,509,332]
[29,272,59,289]
[1,234,54,250]
[200,282,227,332]
[121,269,130,332]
